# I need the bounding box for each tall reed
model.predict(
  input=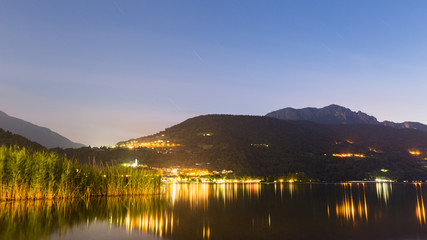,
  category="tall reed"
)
[0,145,161,201]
